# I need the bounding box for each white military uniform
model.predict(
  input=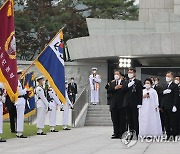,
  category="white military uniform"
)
[15,80,27,134]
[36,85,49,130]
[0,83,5,134]
[63,91,73,127]
[89,74,101,104]
[48,88,63,128]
